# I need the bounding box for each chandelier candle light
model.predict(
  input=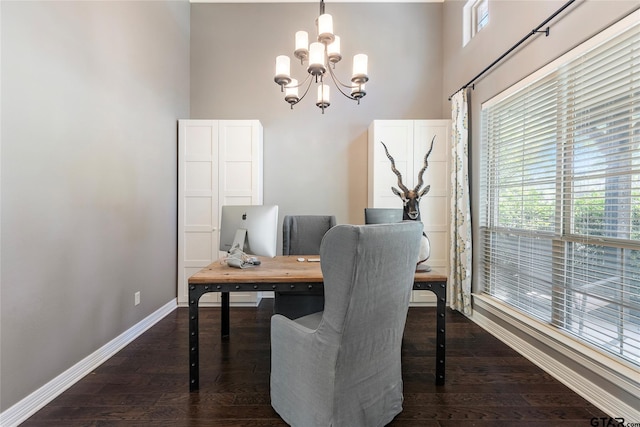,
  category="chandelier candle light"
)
[274,0,369,113]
